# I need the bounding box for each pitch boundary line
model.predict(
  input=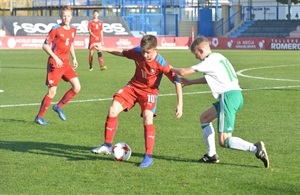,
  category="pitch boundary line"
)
[1,85,299,108]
